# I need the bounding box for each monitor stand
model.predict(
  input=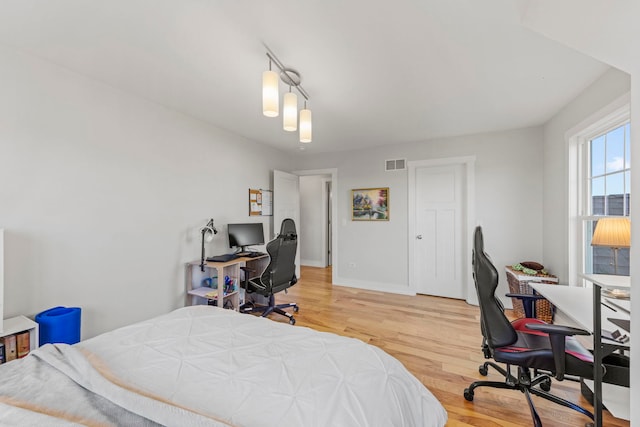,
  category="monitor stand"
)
[235,246,251,257]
